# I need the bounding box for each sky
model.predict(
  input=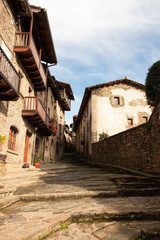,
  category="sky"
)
[29,0,160,125]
